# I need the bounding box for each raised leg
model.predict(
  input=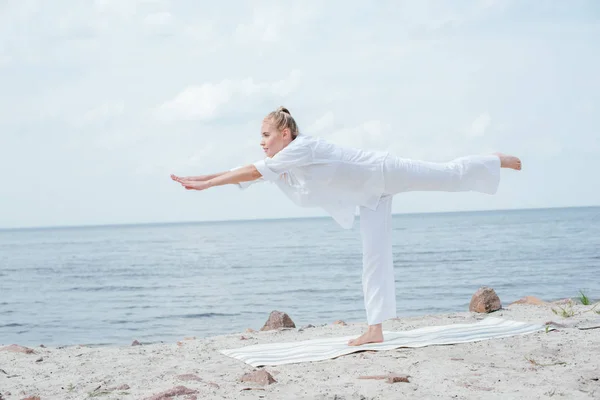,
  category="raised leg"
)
[348,194,395,346]
[382,154,503,196]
